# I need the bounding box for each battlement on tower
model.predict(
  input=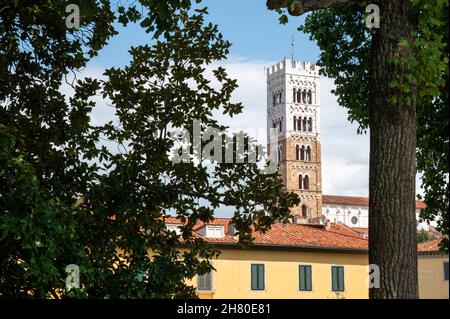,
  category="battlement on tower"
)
[266,59,320,77]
